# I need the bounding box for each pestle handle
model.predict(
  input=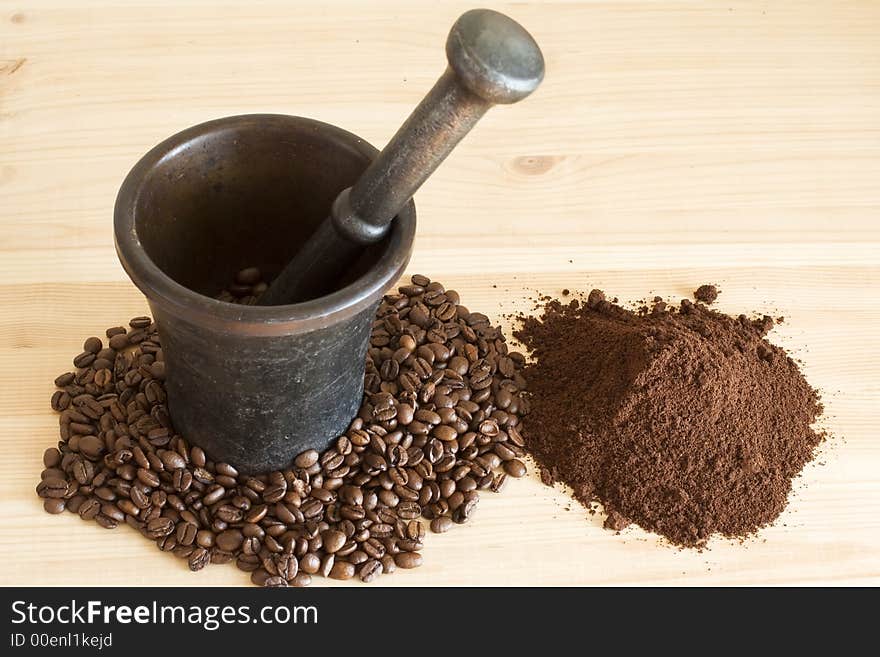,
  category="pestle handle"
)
[260,9,544,305]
